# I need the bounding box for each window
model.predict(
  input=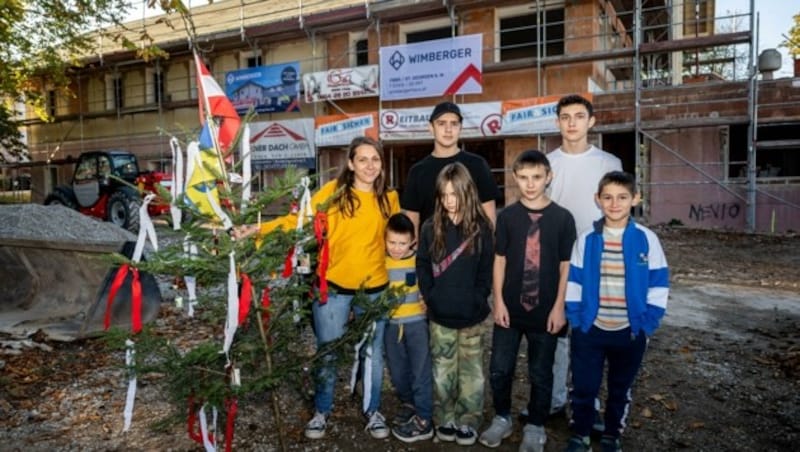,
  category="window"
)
[400,17,456,44]
[104,74,123,110]
[726,124,800,179]
[684,0,713,36]
[355,39,369,66]
[47,90,57,118]
[247,55,262,68]
[497,5,564,62]
[147,67,165,104]
[74,156,98,182]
